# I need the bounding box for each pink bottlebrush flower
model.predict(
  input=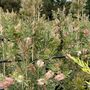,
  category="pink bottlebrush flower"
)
[0,82,4,89]
[37,78,46,86]
[44,70,54,80]
[54,73,65,81]
[5,77,14,85]
[0,77,14,89]
[83,29,90,36]
[4,77,14,88]
[3,80,10,88]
